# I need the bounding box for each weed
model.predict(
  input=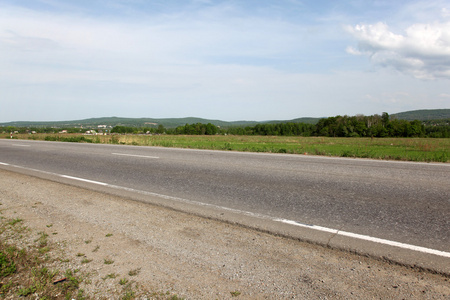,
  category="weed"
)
[0,280,13,293]
[17,285,37,296]
[81,258,92,264]
[77,253,85,257]
[230,291,241,297]
[119,278,129,285]
[110,135,120,144]
[128,268,141,276]
[104,258,114,265]
[35,231,49,248]
[102,273,118,280]
[121,288,135,300]
[8,218,22,226]
[92,245,100,252]
[105,233,113,237]
[39,246,50,254]
[222,142,232,150]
